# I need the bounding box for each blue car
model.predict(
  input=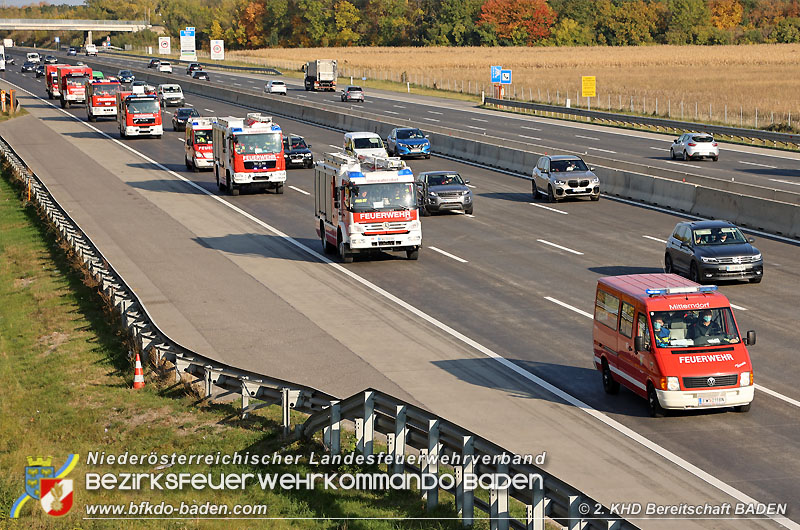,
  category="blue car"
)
[386,127,431,159]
